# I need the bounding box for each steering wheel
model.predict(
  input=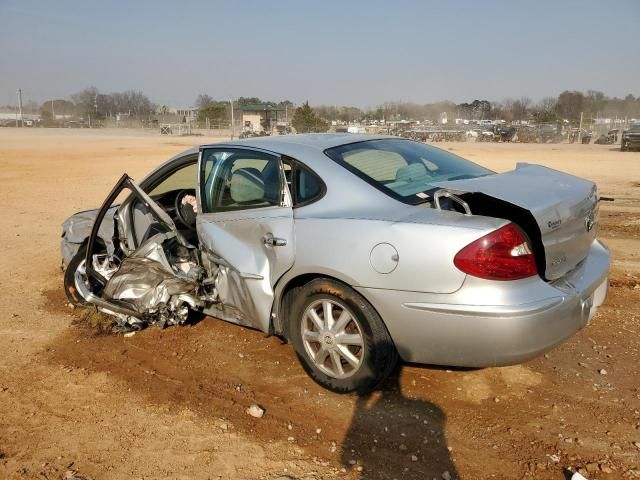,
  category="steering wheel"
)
[174,189,197,230]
